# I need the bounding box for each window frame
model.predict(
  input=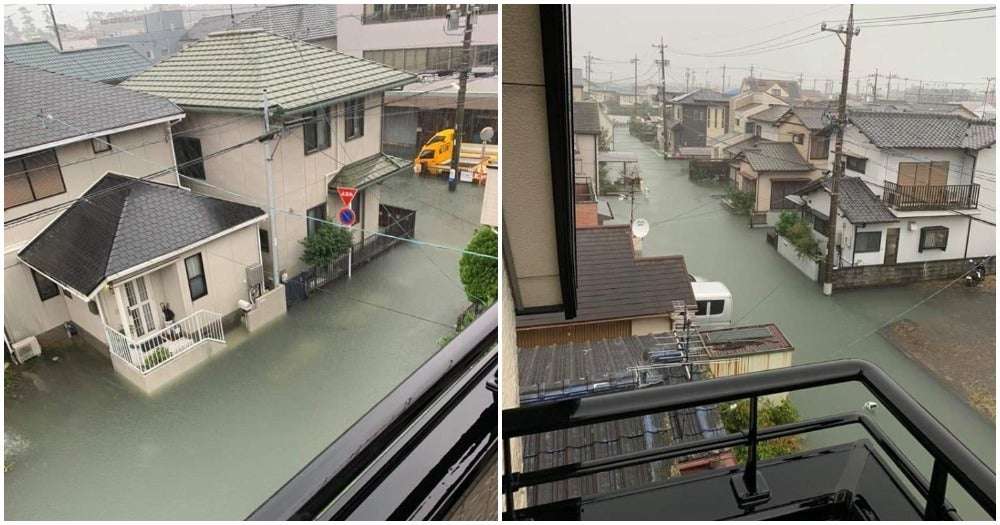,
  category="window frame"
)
[31,269,60,301]
[173,136,206,180]
[792,133,804,145]
[306,204,327,237]
[304,107,332,155]
[344,98,365,142]
[845,155,867,174]
[260,228,270,254]
[854,231,882,253]
[92,135,112,154]
[919,226,949,252]
[184,253,208,301]
[4,149,67,210]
